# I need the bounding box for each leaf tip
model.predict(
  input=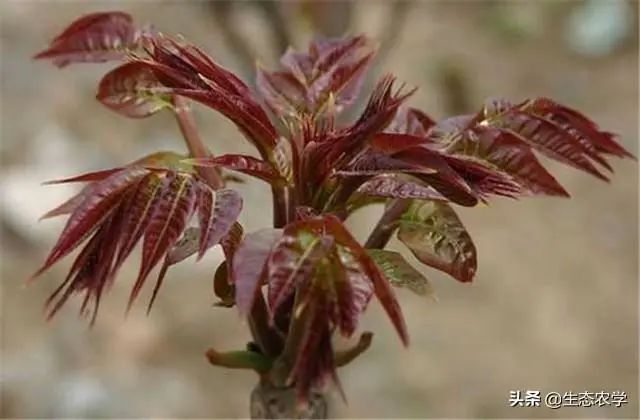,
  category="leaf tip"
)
[205,347,220,365]
[400,331,410,348]
[29,264,48,282]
